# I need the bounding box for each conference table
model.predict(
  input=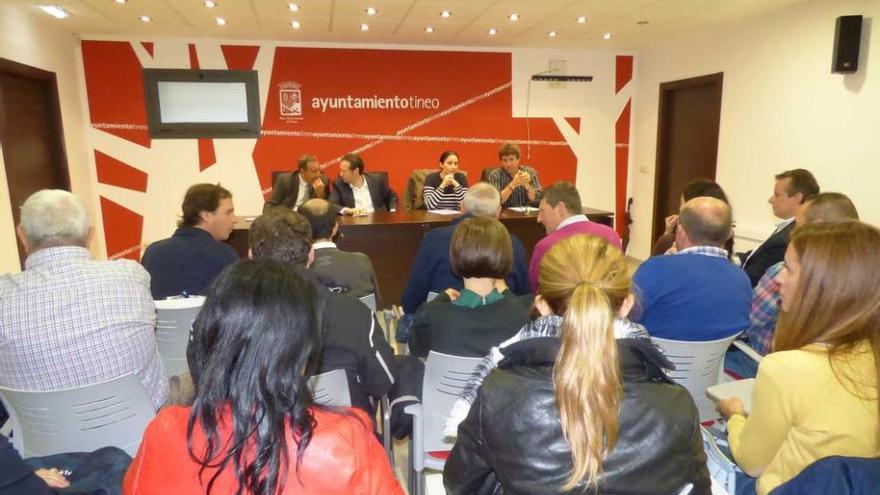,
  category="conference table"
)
[227,207,614,306]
